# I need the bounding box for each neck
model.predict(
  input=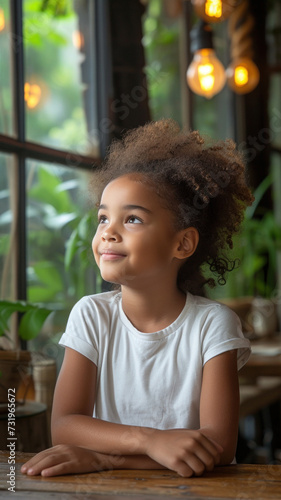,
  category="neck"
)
[120,283,186,333]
